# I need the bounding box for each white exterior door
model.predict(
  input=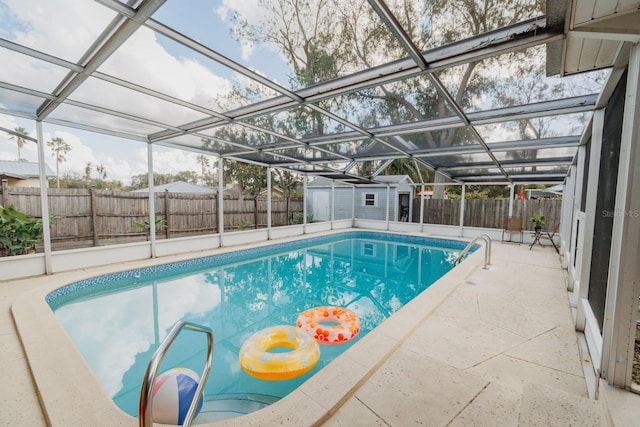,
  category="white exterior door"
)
[312,191,330,221]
